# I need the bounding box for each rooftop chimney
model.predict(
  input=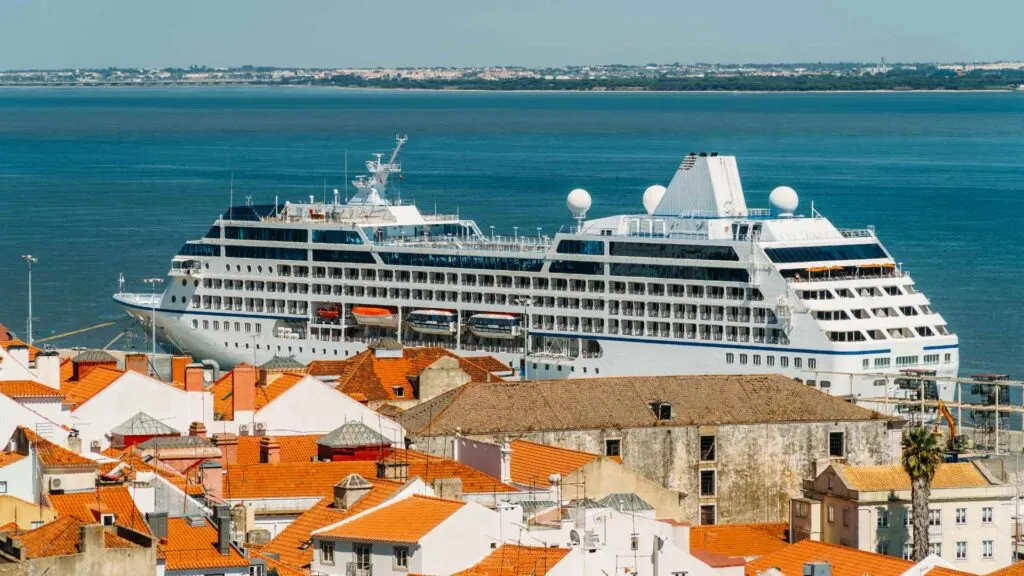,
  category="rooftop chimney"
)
[214,505,231,556]
[34,350,61,390]
[432,477,463,501]
[6,344,29,368]
[376,460,409,481]
[259,436,280,465]
[499,440,513,484]
[79,523,105,555]
[211,433,239,467]
[333,474,372,510]
[124,353,148,375]
[232,364,258,415]
[184,363,206,392]
[171,356,192,386]
[189,422,207,440]
[146,511,168,539]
